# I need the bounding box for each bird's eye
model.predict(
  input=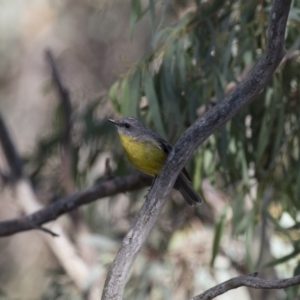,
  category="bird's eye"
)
[124,123,130,128]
